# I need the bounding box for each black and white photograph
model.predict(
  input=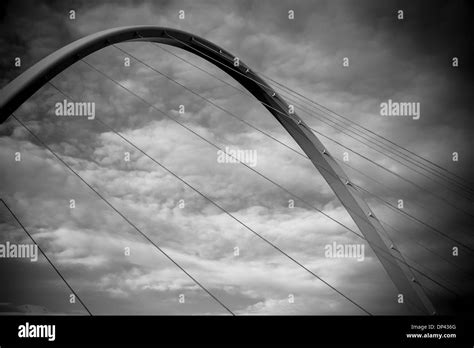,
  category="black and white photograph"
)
[0,0,473,345]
